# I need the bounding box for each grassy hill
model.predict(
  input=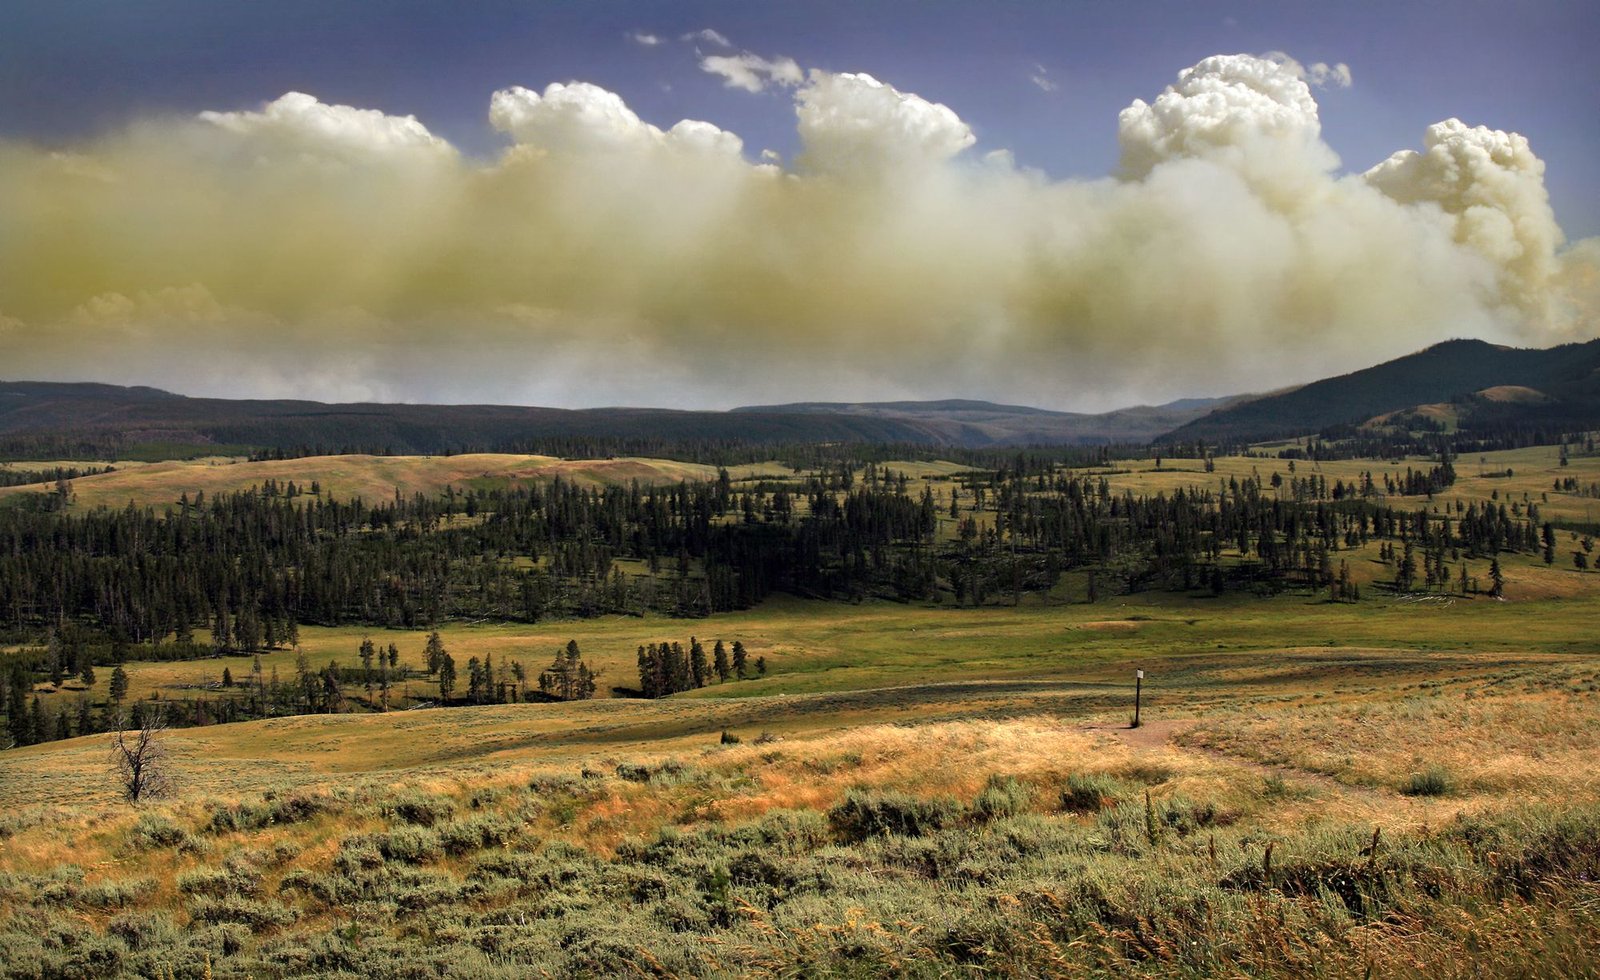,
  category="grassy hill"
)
[1166,338,1600,443]
[1,589,1597,976]
[0,453,780,512]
